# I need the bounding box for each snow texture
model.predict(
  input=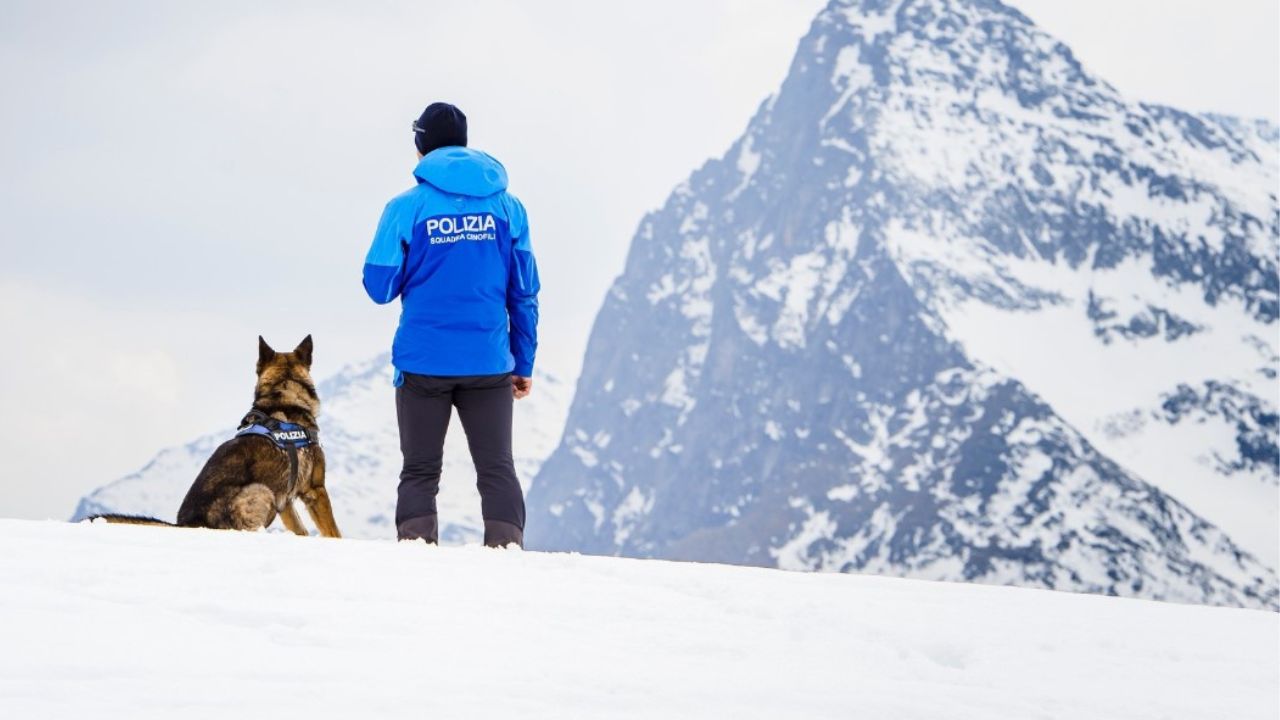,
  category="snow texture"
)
[1,518,1276,719]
